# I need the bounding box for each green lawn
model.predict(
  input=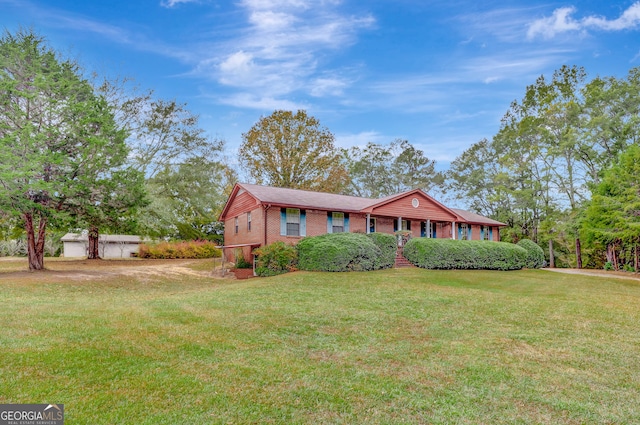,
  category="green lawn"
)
[1,260,639,424]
